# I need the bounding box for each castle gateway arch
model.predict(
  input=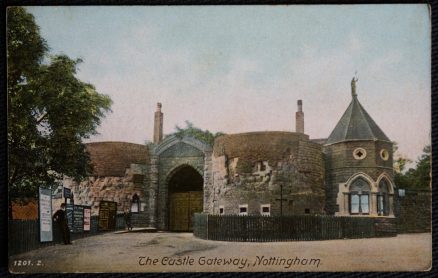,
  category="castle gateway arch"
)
[167,164,203,231]
[153,136,212,231]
